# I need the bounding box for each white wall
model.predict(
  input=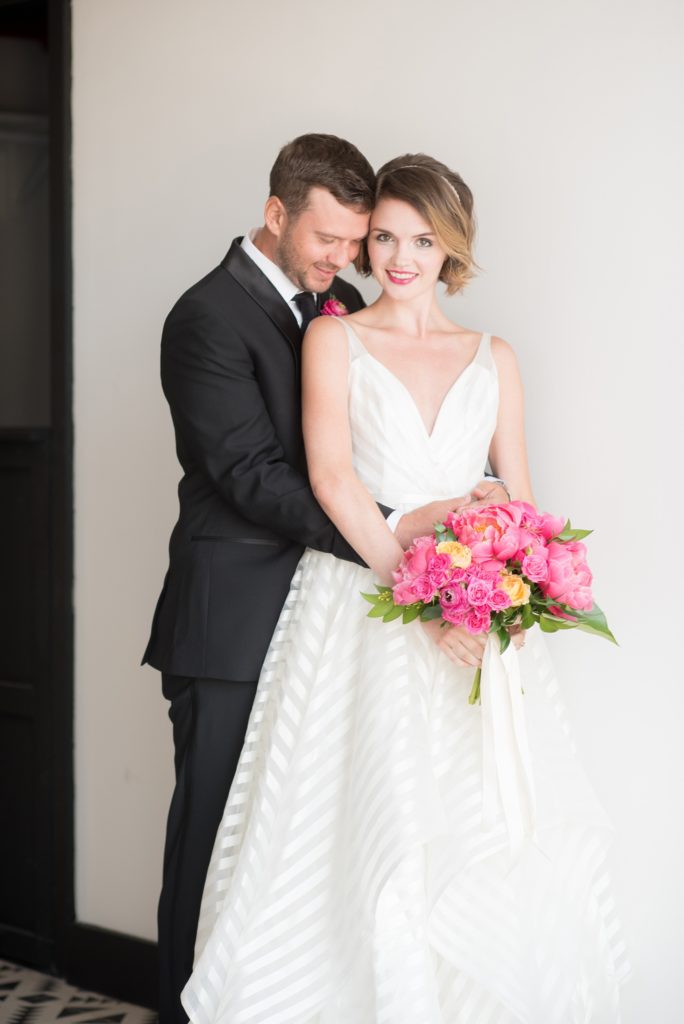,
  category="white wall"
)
[72,1,683,1019]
